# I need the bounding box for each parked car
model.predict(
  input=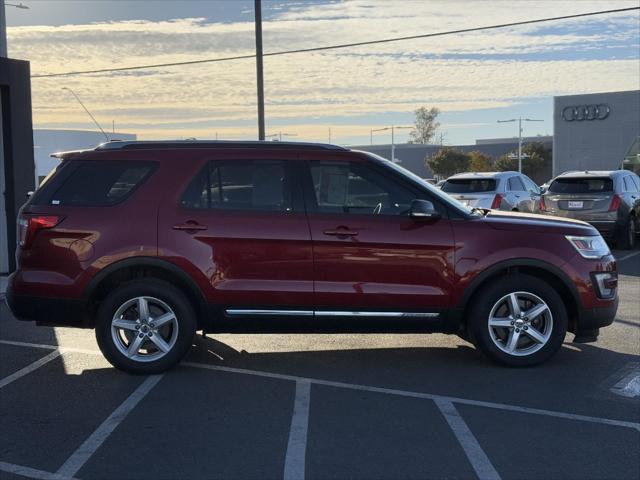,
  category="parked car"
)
[540,170,640,249]
[440,171,541,212]
[6,141,618,373]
